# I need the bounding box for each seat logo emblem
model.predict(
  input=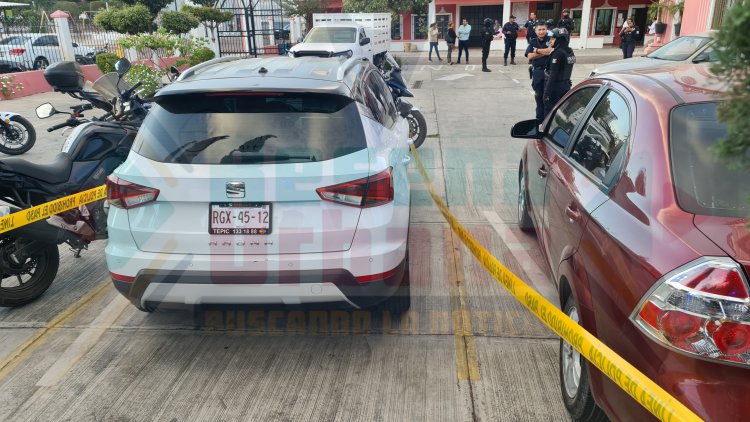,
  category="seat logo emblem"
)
[226,181,245,198]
